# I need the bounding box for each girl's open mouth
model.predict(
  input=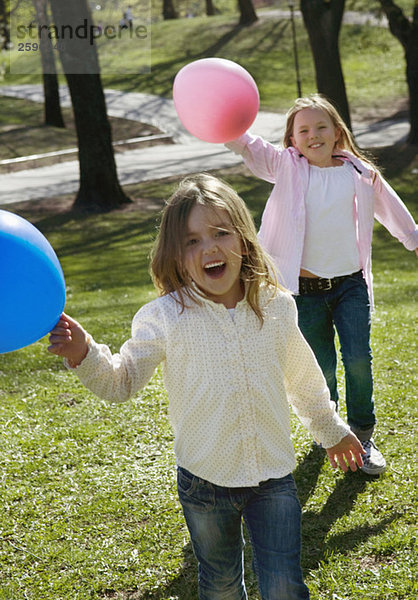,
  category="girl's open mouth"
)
[204,261,226,278]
